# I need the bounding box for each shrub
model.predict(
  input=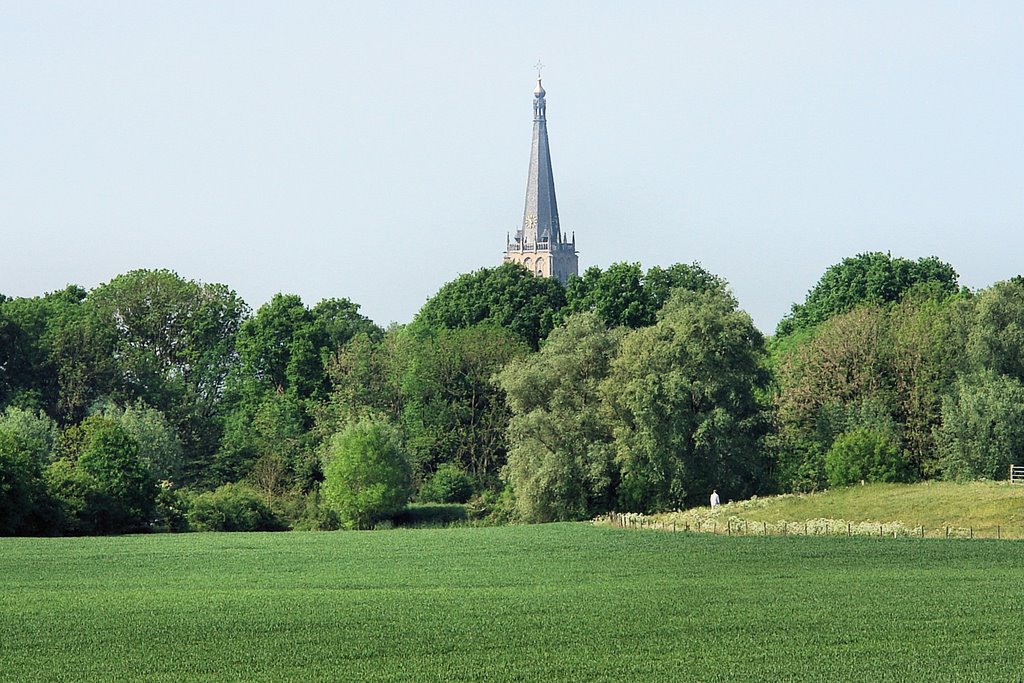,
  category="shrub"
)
[0,430,59,535]
[417,463,473,504]
[825,428,913,487]
[153,482,189,532]
[393,503,468,527]
[291,491,341,531]
[44,460,116,535]
[47,416,157,534]
[321,420,412,529]
[936,372,1024,481]
[76,420,156,530]
[186,483,283,532]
